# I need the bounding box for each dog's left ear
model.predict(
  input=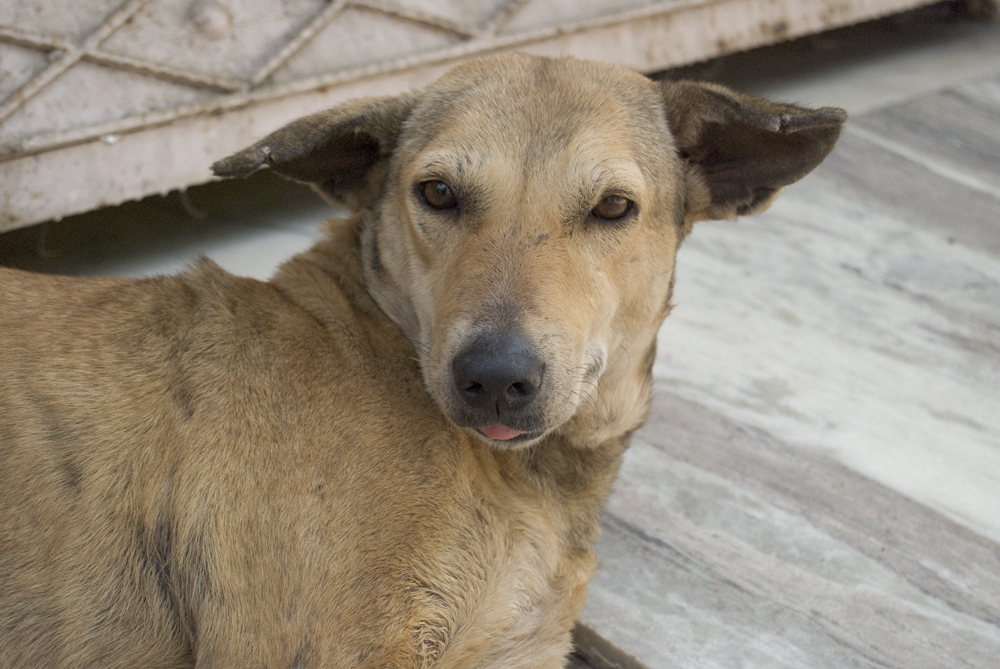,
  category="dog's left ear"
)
[212,94,415,209]
[660,80,846,225]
